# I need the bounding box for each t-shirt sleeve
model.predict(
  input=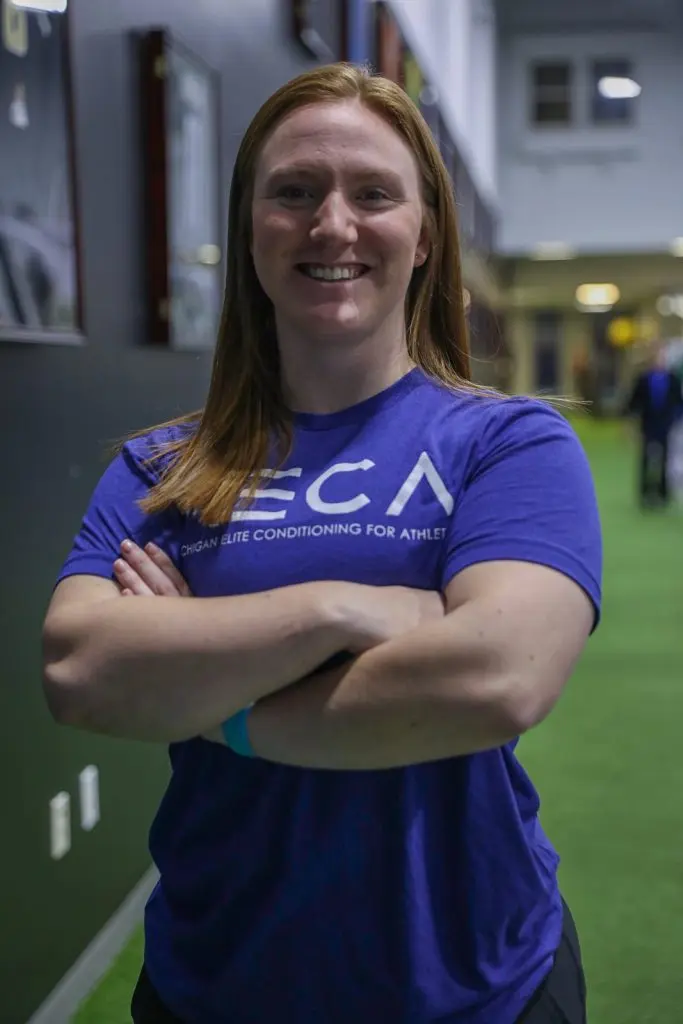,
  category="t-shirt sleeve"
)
[440,400,603,629]
[56,443,182,586]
